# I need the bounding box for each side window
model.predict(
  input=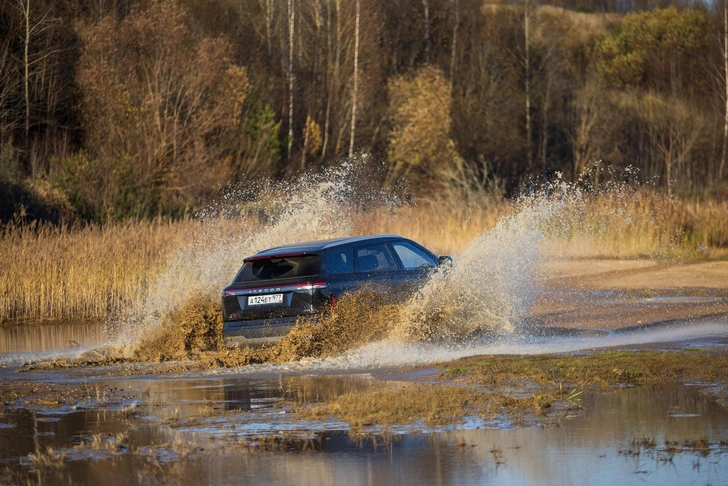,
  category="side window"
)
[391,242,437,270]
[354,244,396,272]
[325,248,354,275]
